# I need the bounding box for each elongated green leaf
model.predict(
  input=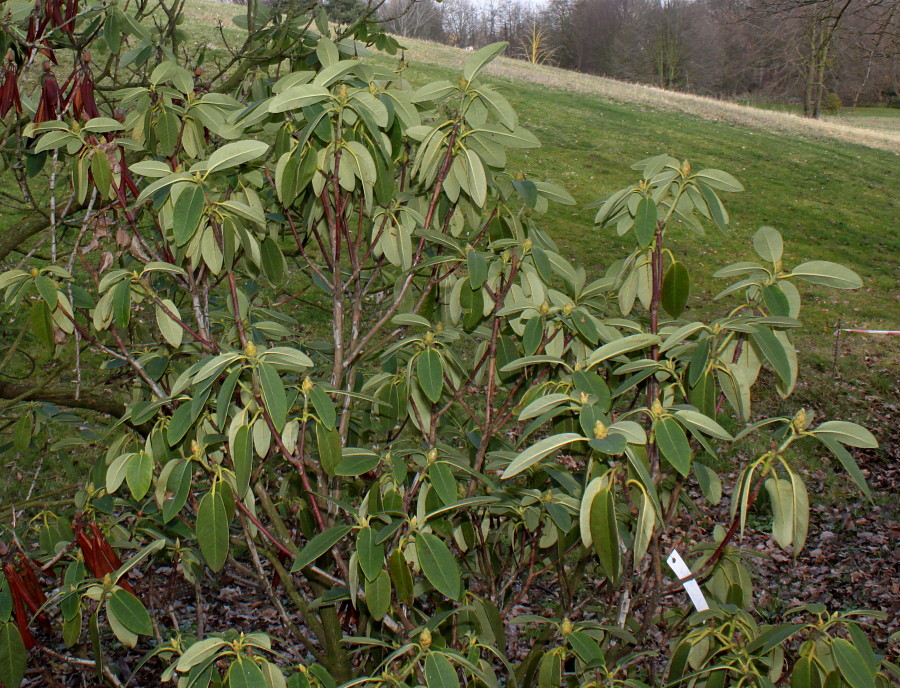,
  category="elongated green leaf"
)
[269,85,331,113]
[753,226,783,263]
[750,326,792,388]
[335,448,379,476]
[0,622,26,688]
[463,41,508,82]
[125,450,153,501]
[291,525,351,572]
[228,657,268,688]
[788,467,809,554]
[416,531,461,600]
[425,652,460,688]
[257,362,287,431]
[633,492,654,567]
[356,527,383,582]
[232,425,253,499]
[389,548,413,605]
[790,656,820,688]
[308,385,336,430]
[316,423,341,477]
[816,436,872,501]
[587,334,660,368]
[417,349,444,404]
[661,261,690,318]
[107,589,153,636]
[206,141,269,175]
[765,477,794,548]
[790,261,862,290]
[694,169,743,192]
[155,299,184,348]
[811,421,878,449]
[197,490,229,572]
[173,184,205,246]
[655,417,691,476]
[364,570,391,621]
[832,638,875,688]
[634,197,657,248]
[589,487,620,583]
[502,433,583,479]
